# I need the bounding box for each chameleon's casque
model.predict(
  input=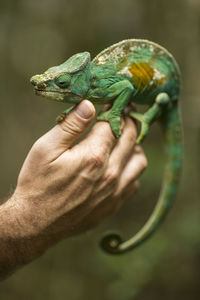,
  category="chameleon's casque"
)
[31,39,183,254]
